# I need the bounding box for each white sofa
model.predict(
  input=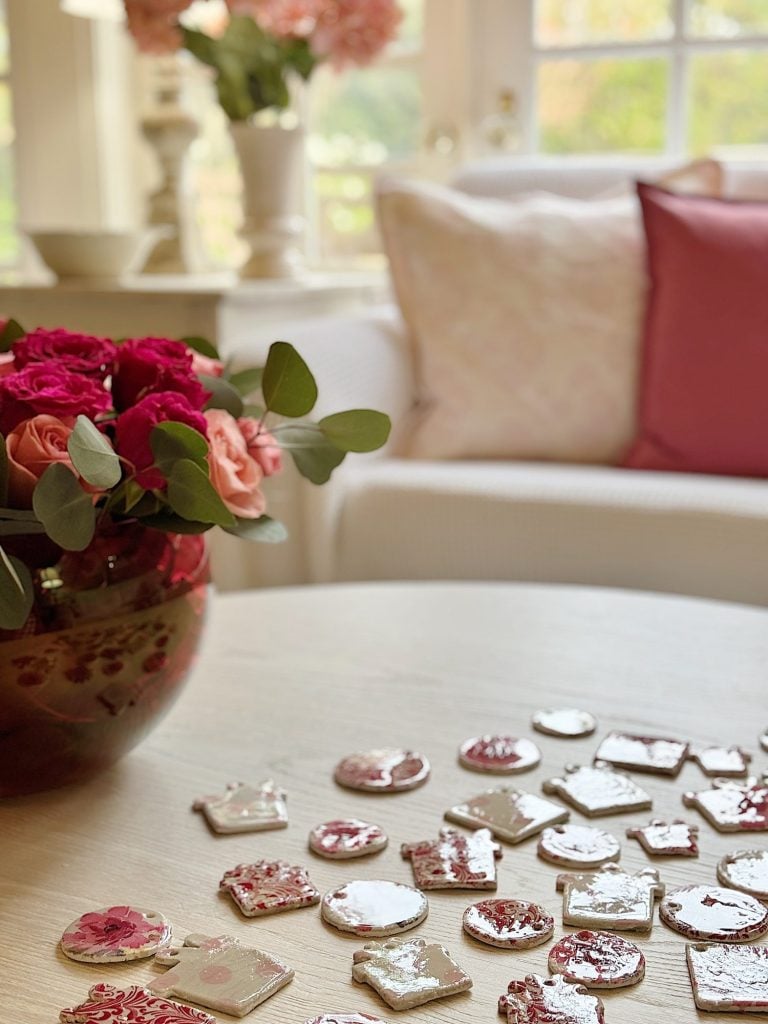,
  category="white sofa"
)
[214,156,768,607]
